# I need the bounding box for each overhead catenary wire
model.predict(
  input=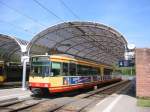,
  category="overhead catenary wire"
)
[0,1,46,28]
[33,0,64,22]
[59,0,80,20]
[33,0,80,22]
[0,20,36,35]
